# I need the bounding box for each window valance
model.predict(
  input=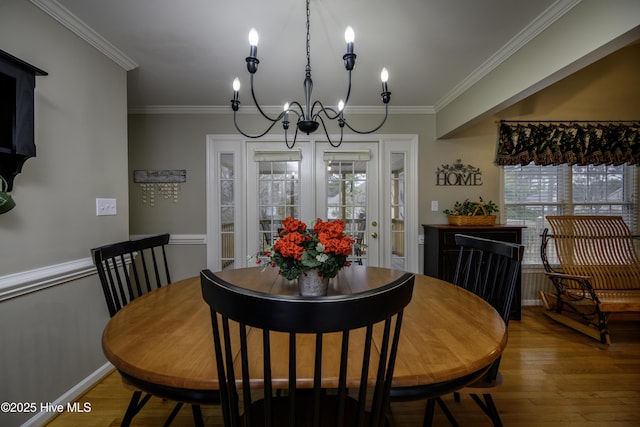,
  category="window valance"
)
[495,121,640,166]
